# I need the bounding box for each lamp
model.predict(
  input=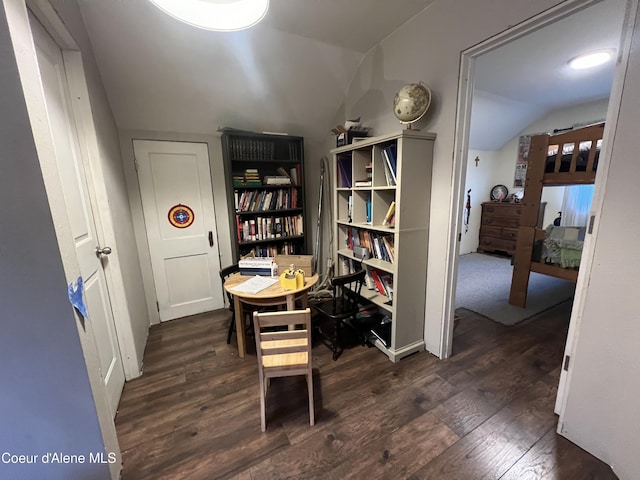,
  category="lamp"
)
[148,0,269,32]
[568,49,614,70]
